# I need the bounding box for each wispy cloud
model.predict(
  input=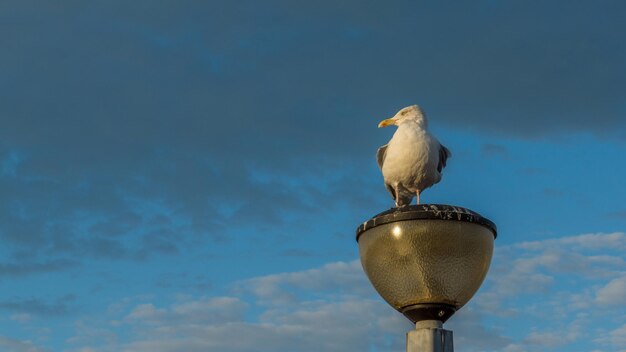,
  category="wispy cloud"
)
[0,259,78,278]
[482,143,509,157]
[0,336,48,352]
[543,188,564,197]
[0,294,75,317]
[608,211,626,220]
